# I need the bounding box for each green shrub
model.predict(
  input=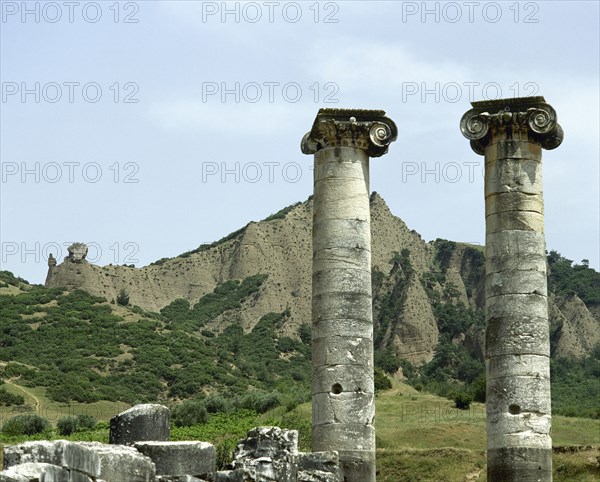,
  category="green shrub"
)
[236,391,281,414]
[172,399,208,427]
[374,368,392,392]
[116,288,130,306]
[2,414,50,435]
[298,324,311,345]
[57,413,98,435]
[75,414,97,430]
[375,349,402,374]
[471,374,486,403]
[57,416,77,435]
[453,392,473,410]
[204,395,229,414]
